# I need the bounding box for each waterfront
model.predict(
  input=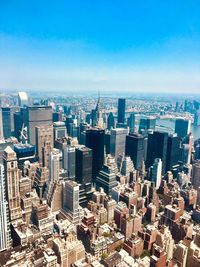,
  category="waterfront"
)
[156,119,200,141]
